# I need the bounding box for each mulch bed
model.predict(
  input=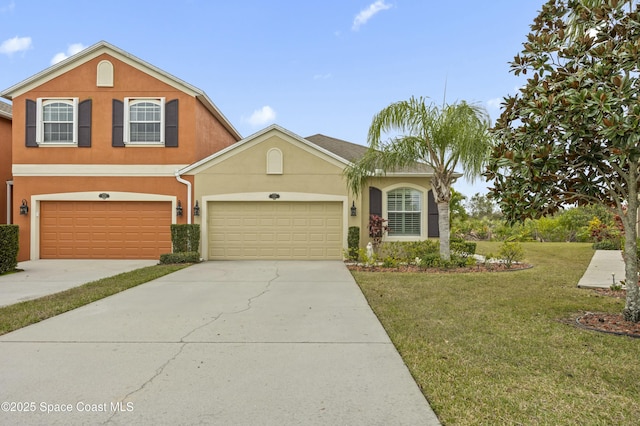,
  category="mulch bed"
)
[346,262,533,273]
[576,288,640,338]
